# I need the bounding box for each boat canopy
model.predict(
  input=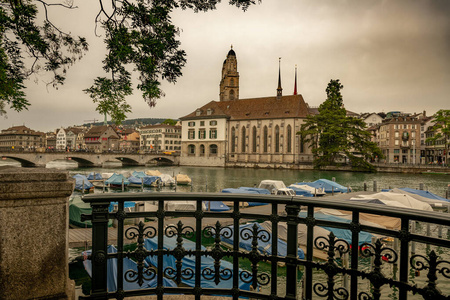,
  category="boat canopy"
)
[258,180,287,192]
[203,201,230,211]
[221,187,269,206]
[72,174,93,190]
[350,192,433,211]
[87,172,102,180]
[128,175,160,186]
[131,171,147,178]
[105,173,130,186]
[159,173,176,186]
[83,245,176,291]
[294,179,350,193]
[144,236,251,290]
[69,196,113,228]
[396,188,450,202]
